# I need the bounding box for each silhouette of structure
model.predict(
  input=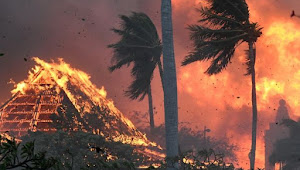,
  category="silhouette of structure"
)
[0,58,165,164]
[0,58,152,145]
[0,70,61,136]
[265,99,290,170]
